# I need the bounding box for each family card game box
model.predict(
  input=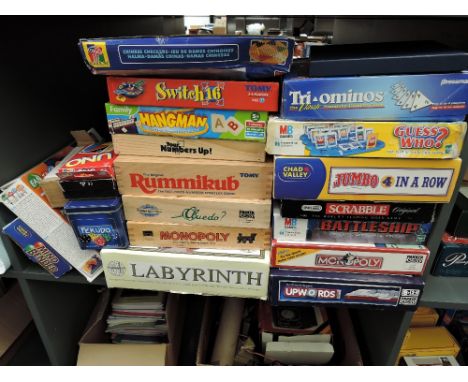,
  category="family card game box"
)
[107,77,280,111]
[271,240,429,276]
[273,157,461,203]
[432,233,468,277]
[105,104,268,142]
[281,72,468,121]
[266,118,466,159]
[79,35,294,79]
[269,268,424,309]
[279,200,437,223]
